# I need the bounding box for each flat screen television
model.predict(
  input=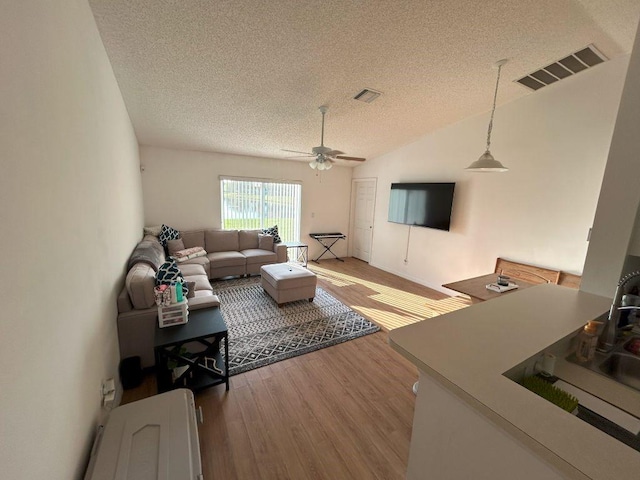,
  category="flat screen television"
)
[388,183,455,231]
